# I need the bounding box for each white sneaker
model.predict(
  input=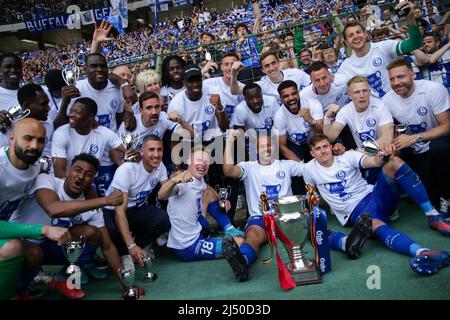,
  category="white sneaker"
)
[32,270,54,285]
[439,197,449,214]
